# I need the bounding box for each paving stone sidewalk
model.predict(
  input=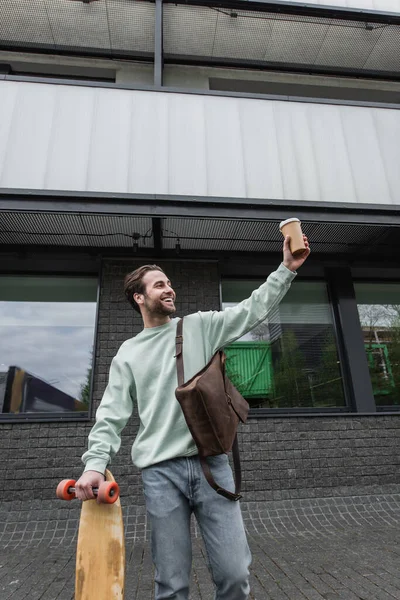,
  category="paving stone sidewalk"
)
[1,493,400,599]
